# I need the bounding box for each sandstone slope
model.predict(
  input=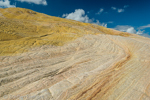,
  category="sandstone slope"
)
[0,8,150,100]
